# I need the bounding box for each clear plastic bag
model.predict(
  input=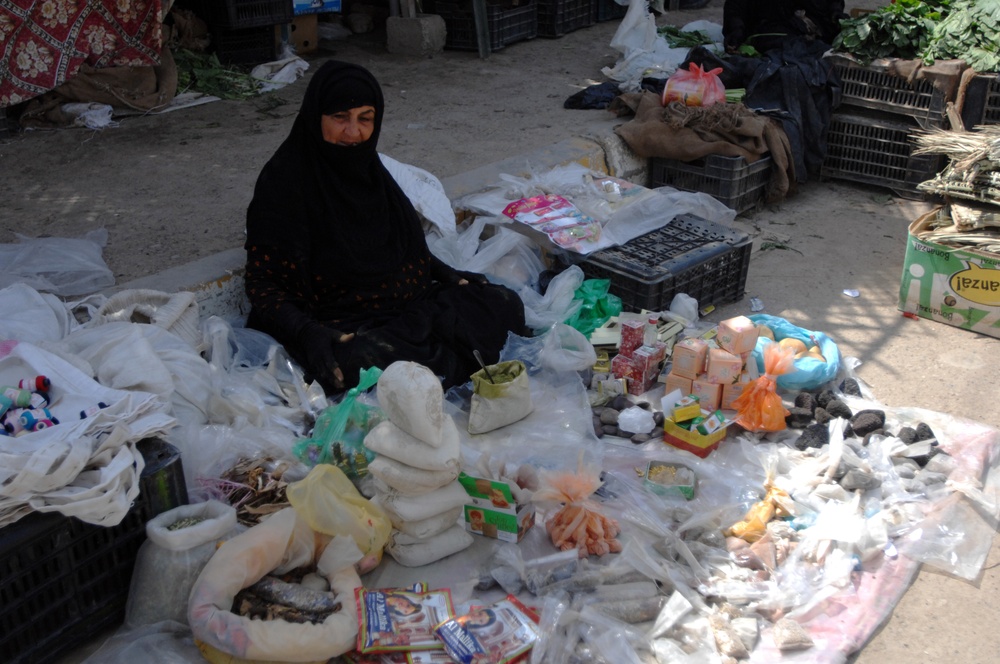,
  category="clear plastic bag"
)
[0,229,115,297]
[126,500,240,628]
